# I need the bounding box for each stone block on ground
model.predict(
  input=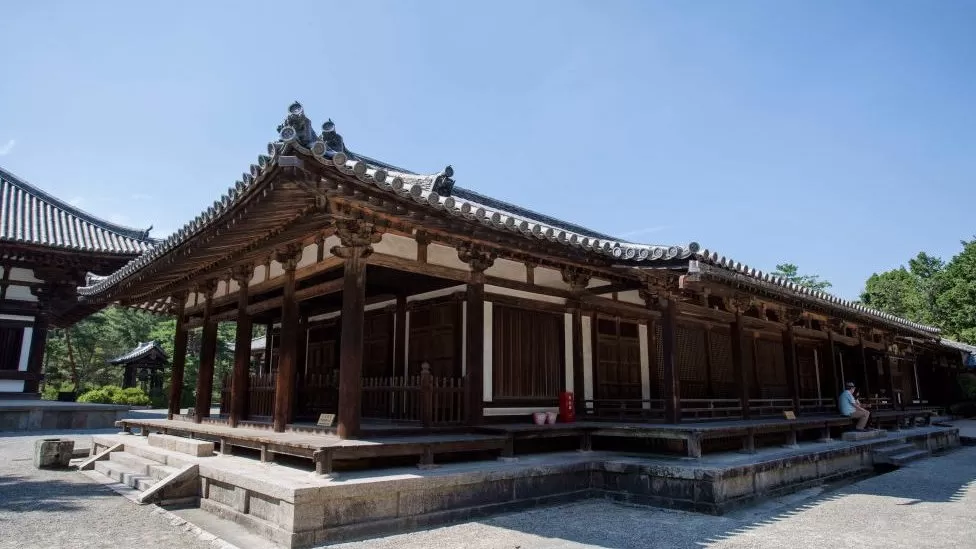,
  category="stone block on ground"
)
[148,433,214,457]
[34,438,75,469]
[841,430,887,442]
